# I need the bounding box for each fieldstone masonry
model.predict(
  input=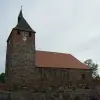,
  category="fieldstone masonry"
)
[6,40,36,90]
[0,88,93,100]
